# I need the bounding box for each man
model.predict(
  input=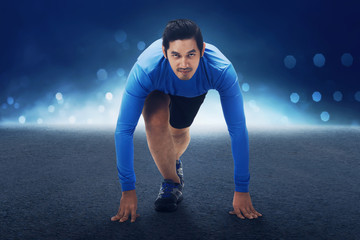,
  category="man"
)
[111,19,262,223]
